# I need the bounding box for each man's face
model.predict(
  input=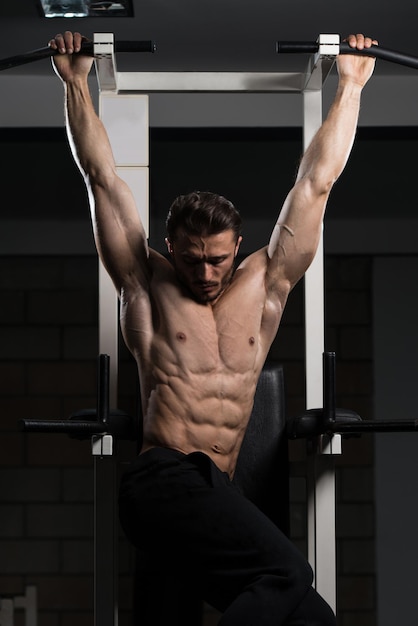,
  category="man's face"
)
[166,229,242,303]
